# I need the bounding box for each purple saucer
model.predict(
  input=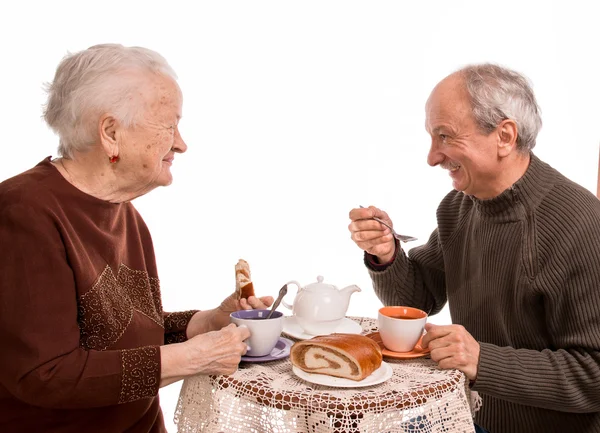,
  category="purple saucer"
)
[240,337,293,363]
